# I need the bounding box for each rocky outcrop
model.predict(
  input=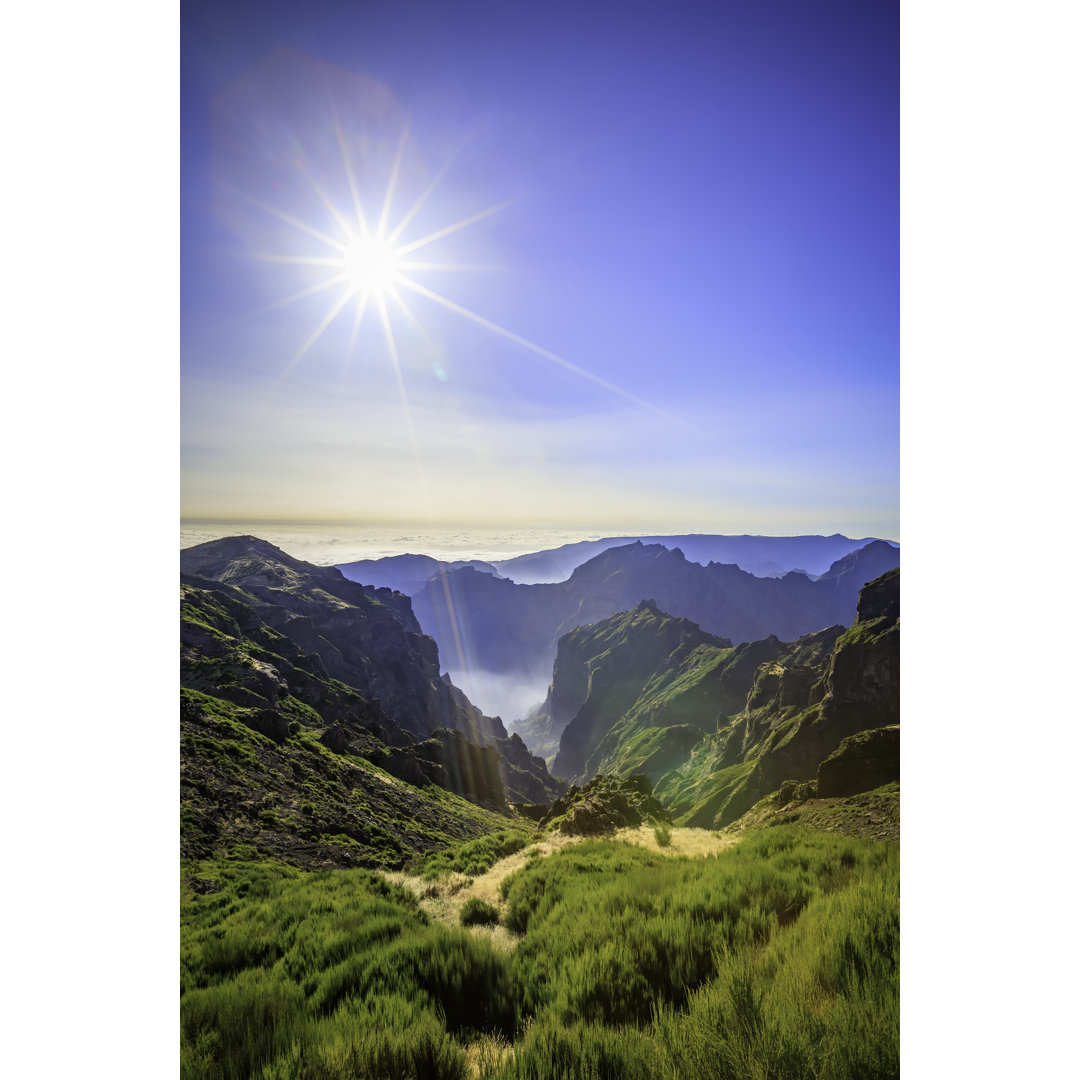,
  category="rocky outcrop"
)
[538,774,667,836]
[707,568,901,825]
[815,726,900,797]
[493,732,566,805]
